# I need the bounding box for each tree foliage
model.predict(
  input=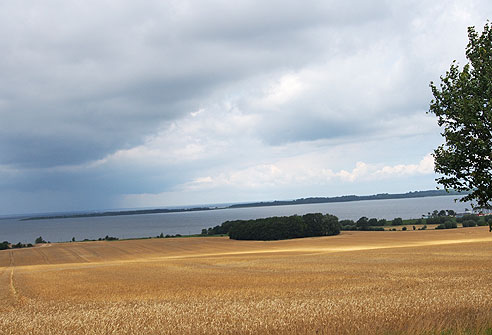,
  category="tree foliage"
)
[429,22,492,209]
[35,236,46,244]
[391,217,403,226]
[204,213,341,241]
